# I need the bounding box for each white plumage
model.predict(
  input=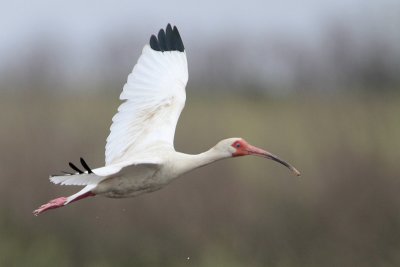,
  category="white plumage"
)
[106,45,188,165]
[33,24,300,216]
